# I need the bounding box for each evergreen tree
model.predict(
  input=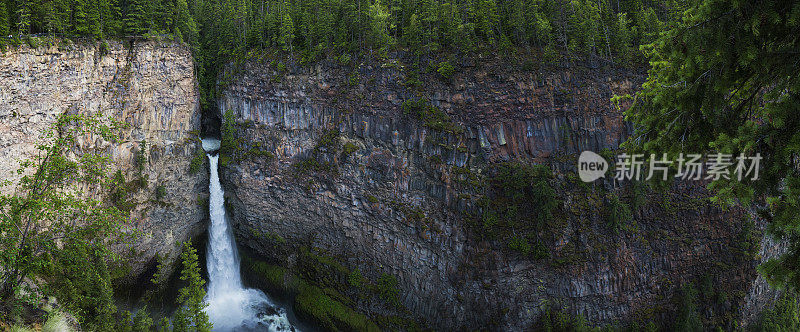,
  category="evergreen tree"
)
[16,0,31,34]
[74,0,101,37]
[124,0,149,35]
[417,0,439,51]
[0,0,681,61]
[278,2,294,52]
[405,13,422,55]
[0,1,8,36]
[175,0,198,44]
[98,0,123,36]
[612,12,635,64]
[41,0,71,34]
[368,0,391,49]
[528,1,553,47]
[171,242,212,332]
[623,0,800,290]
[474,0,499,45]
[567,0,601,54]
[634,6,661,45]
[156,0,175,33]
